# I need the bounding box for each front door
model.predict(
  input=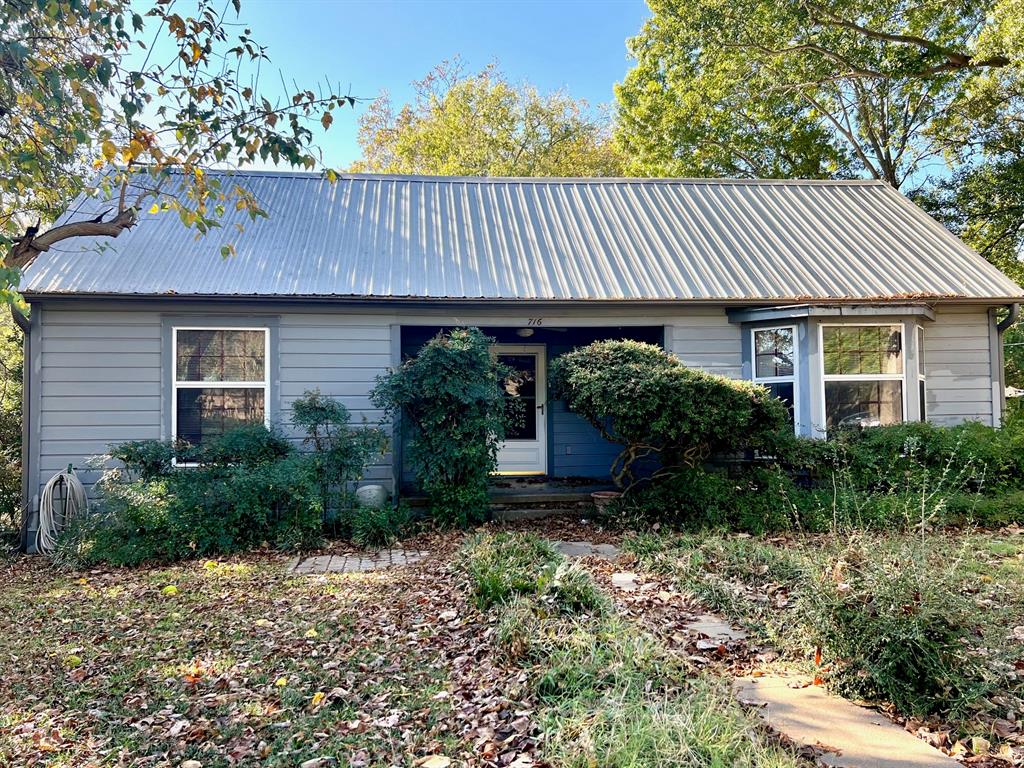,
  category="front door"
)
[493,344,547,475]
